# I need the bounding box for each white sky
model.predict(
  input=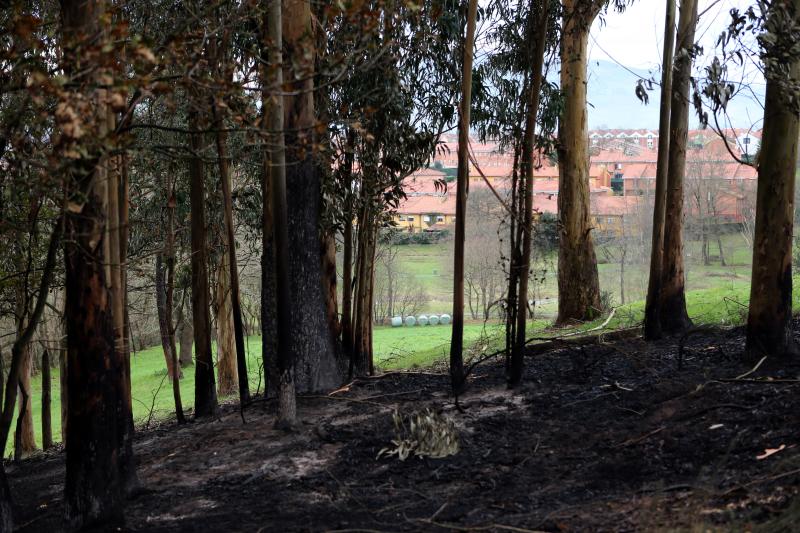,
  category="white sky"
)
[590,0,753,69]
[588,0,766,129]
